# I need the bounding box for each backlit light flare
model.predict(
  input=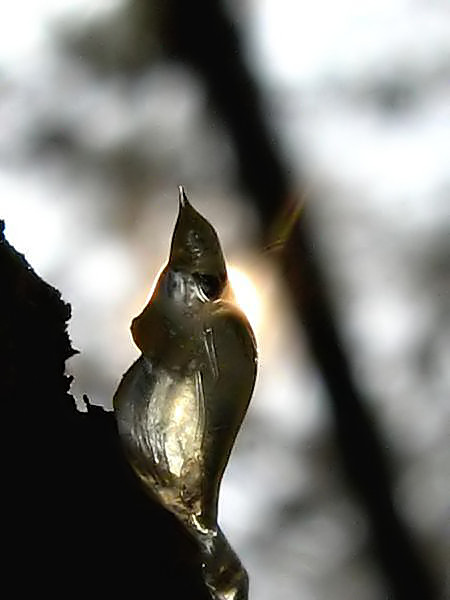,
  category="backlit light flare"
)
[228,265,262,338]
